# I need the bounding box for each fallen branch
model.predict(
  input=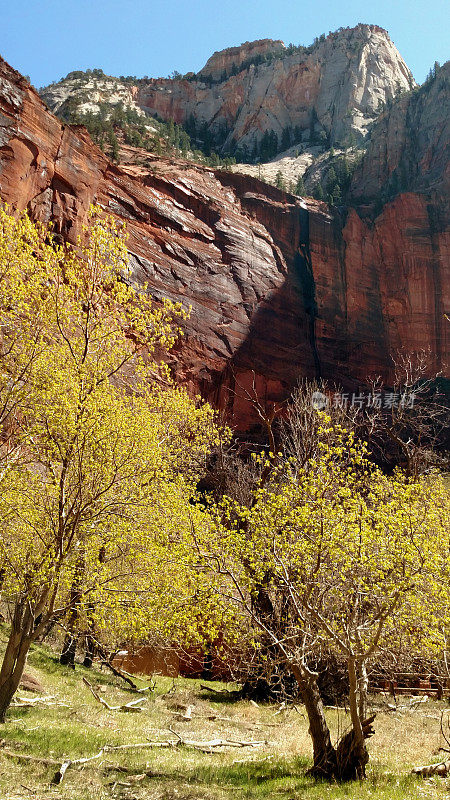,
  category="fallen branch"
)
[2,731,268,786]
[412,760,450,777]
[167,727,266,752]
[52,760,72,784]
[100,660,138,690]
[387,695,429,711]
[82,677,146,713]
[15,694,55,704]
[118,669,155,694]
[95,643,139,690]
[200,683,241,698]
[12,695,69,709]
[103,734,266,754]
